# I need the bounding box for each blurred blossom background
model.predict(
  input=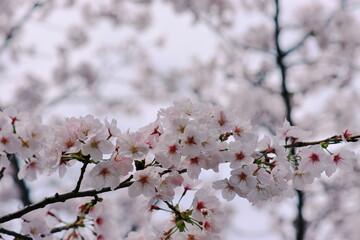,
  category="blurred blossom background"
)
[1,0,360,239]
